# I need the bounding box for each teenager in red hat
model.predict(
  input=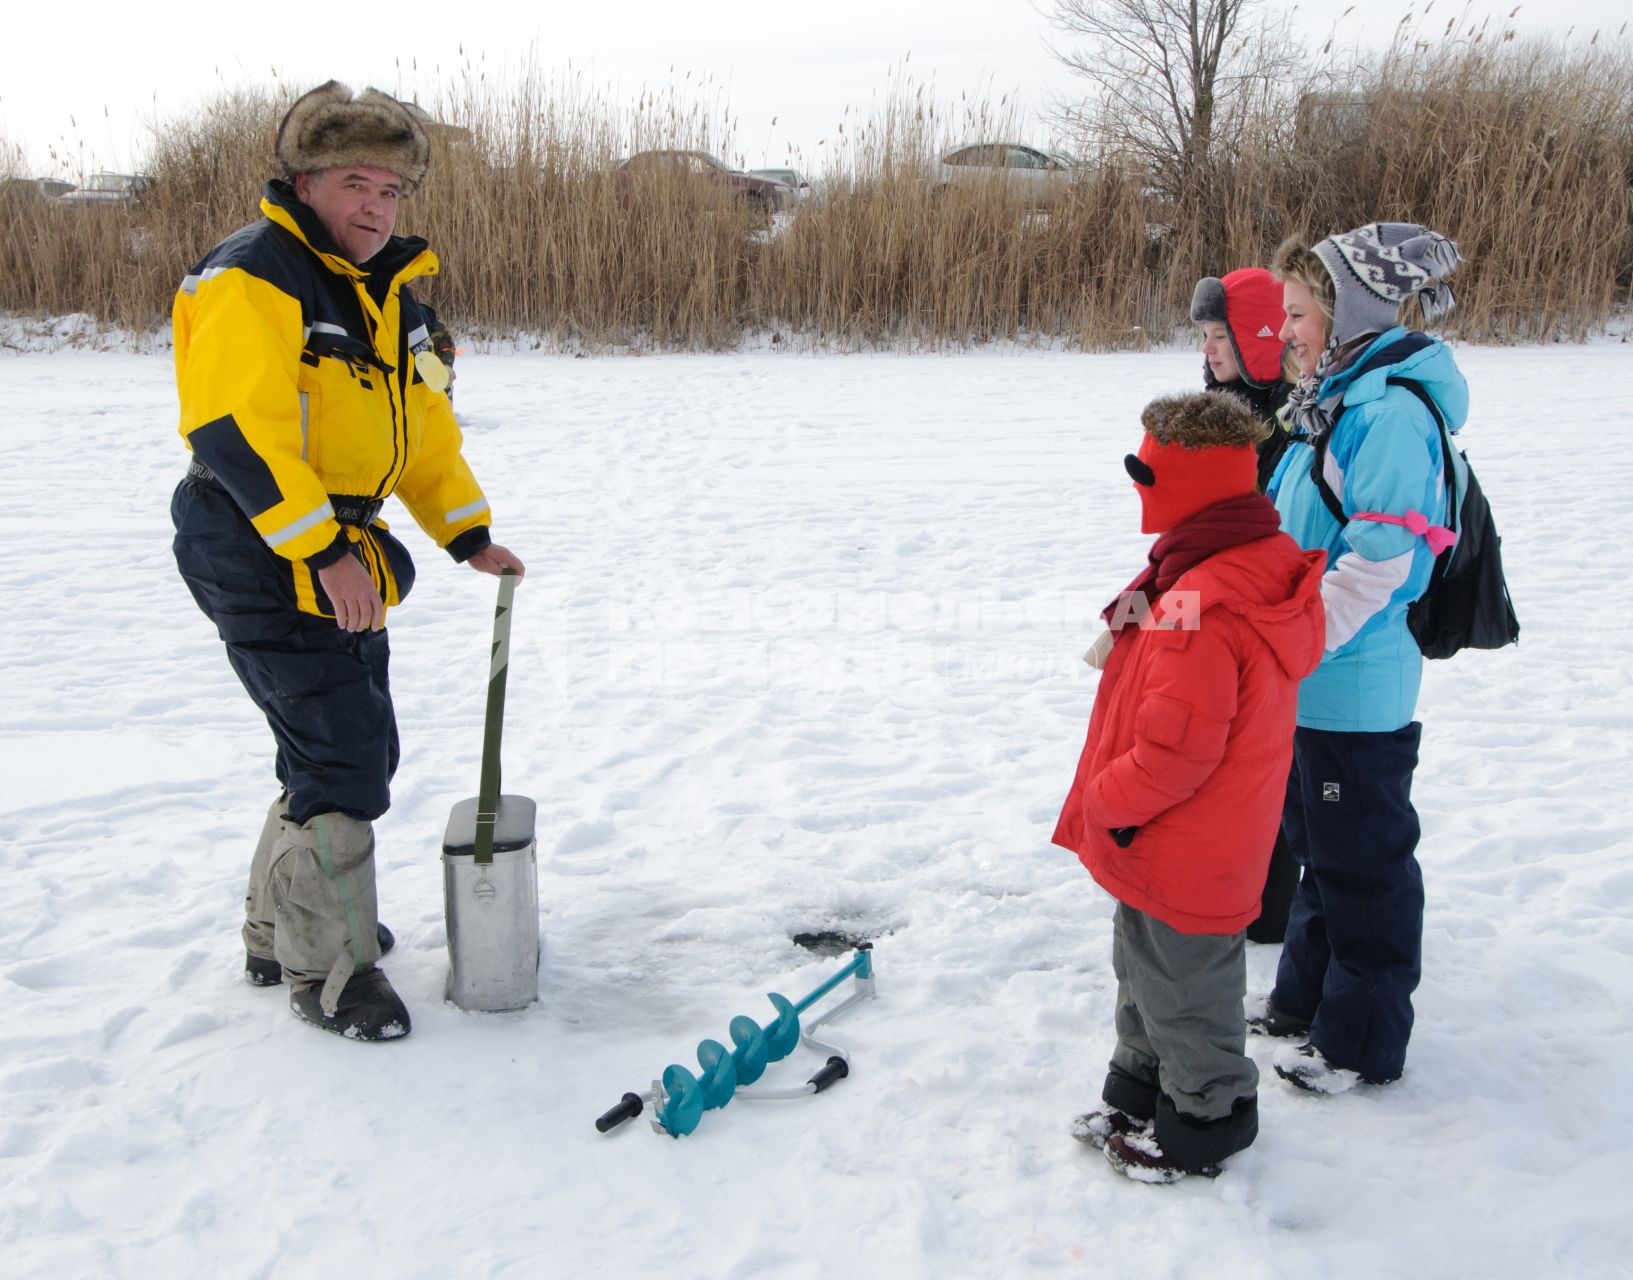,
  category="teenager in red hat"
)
[1055,391,1325,1181]
[1191,266,1302,944]
[1191,267,1297,493]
